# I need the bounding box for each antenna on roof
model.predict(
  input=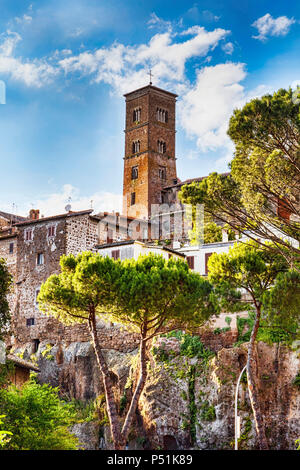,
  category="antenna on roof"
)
[65,196,72,213]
